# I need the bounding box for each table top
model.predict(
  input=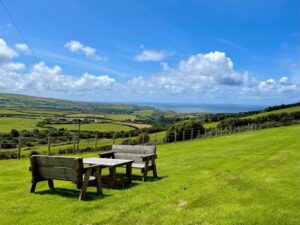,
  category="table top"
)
[83,158,133,167]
